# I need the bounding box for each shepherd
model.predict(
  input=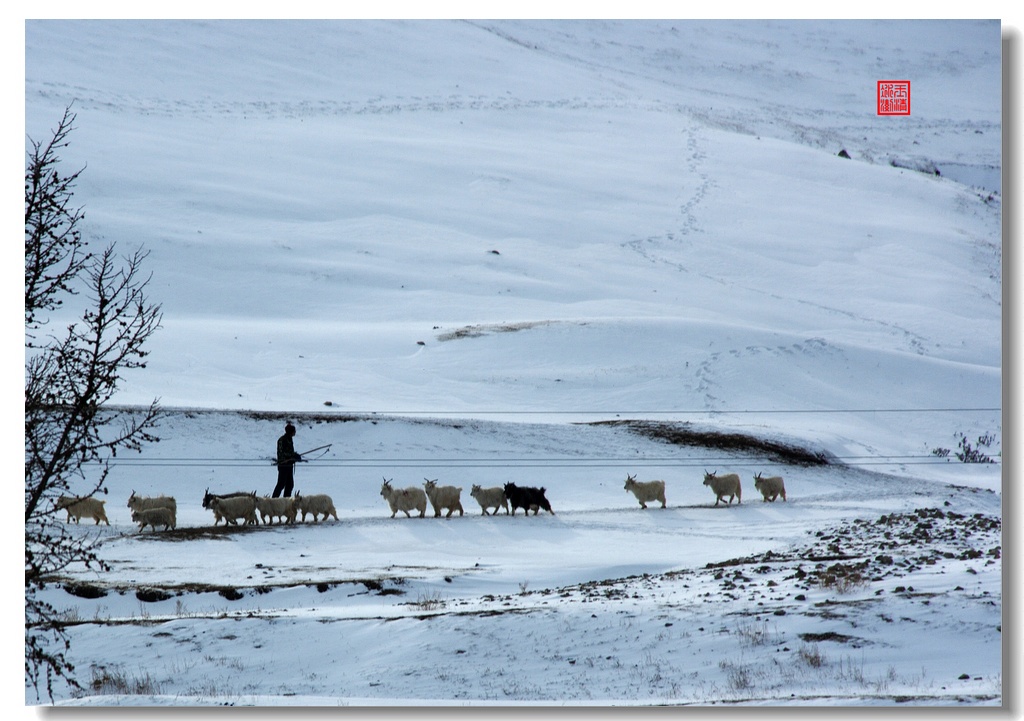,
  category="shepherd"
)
[272,422,303,498]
